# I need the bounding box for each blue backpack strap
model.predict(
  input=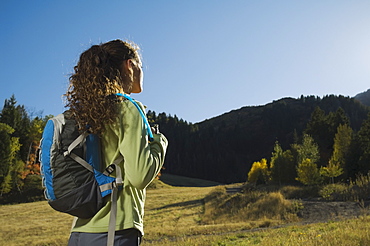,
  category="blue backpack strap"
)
[115,93,154,142]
